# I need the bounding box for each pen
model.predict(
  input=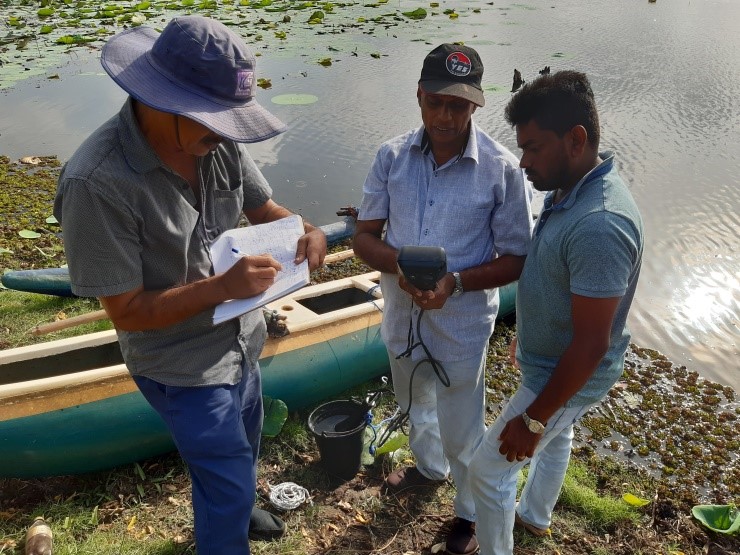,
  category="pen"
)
[231,247,246,257]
